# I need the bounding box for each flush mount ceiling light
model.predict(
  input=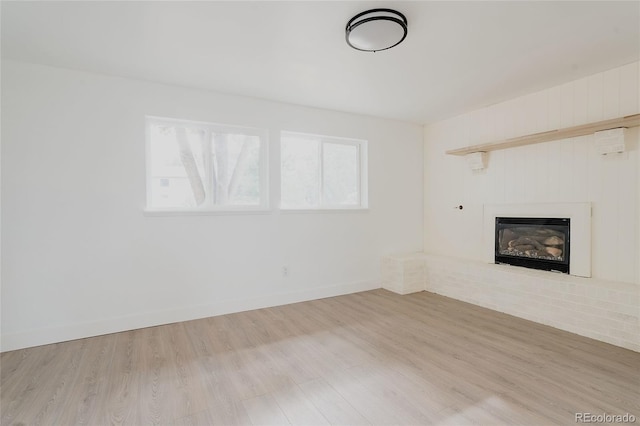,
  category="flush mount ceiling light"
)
[346,8,408,52]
